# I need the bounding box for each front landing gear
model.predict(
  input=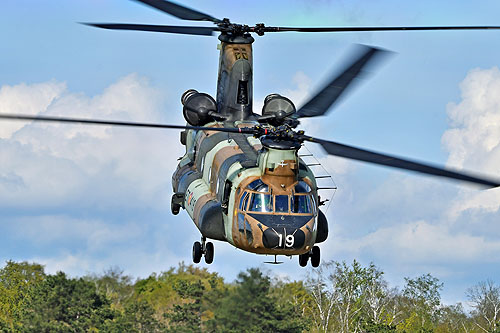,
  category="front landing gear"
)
[205,242,214,264]
[192,237,214,264]
[298,246,321,268]
[171,193,184,215]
